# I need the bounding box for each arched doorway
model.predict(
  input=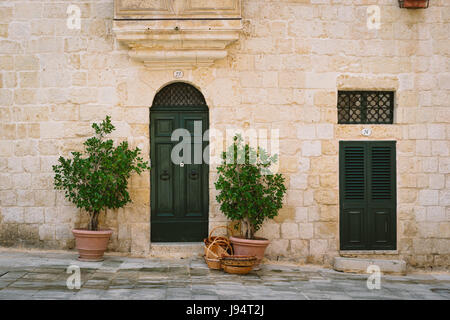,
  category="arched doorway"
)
[150,82,209,242]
